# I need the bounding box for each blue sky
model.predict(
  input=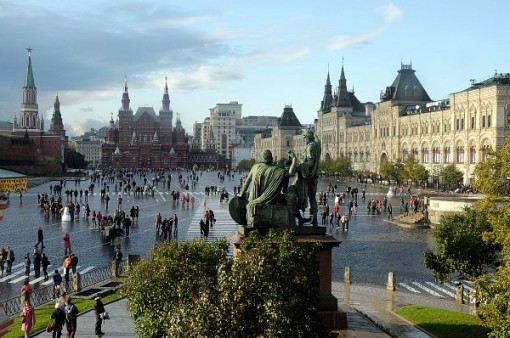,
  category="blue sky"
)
[0,0,509,136]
